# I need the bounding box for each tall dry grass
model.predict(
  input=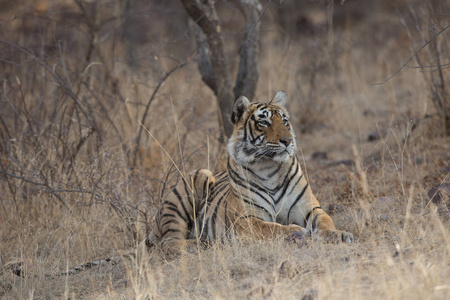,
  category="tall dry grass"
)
[1,0,449,299]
